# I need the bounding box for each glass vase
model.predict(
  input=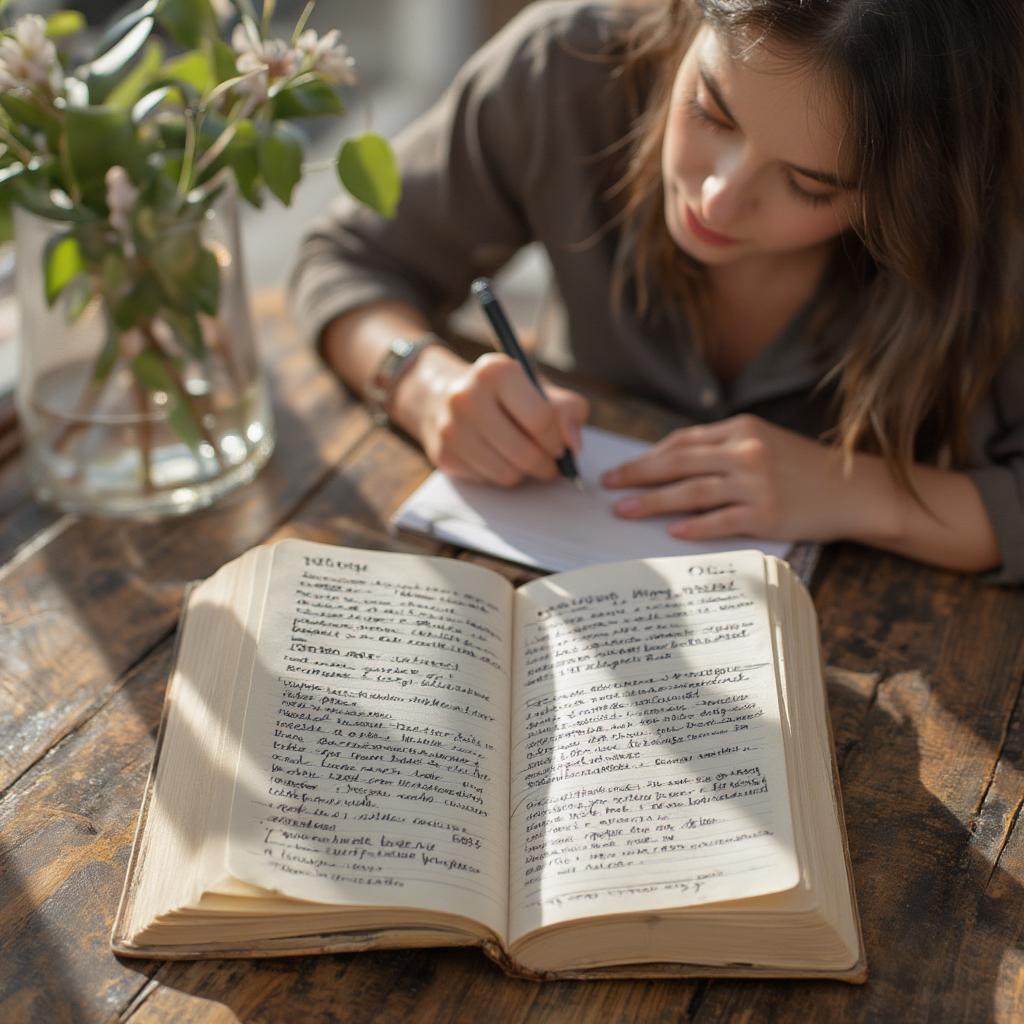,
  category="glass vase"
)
[13,187,274,518]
